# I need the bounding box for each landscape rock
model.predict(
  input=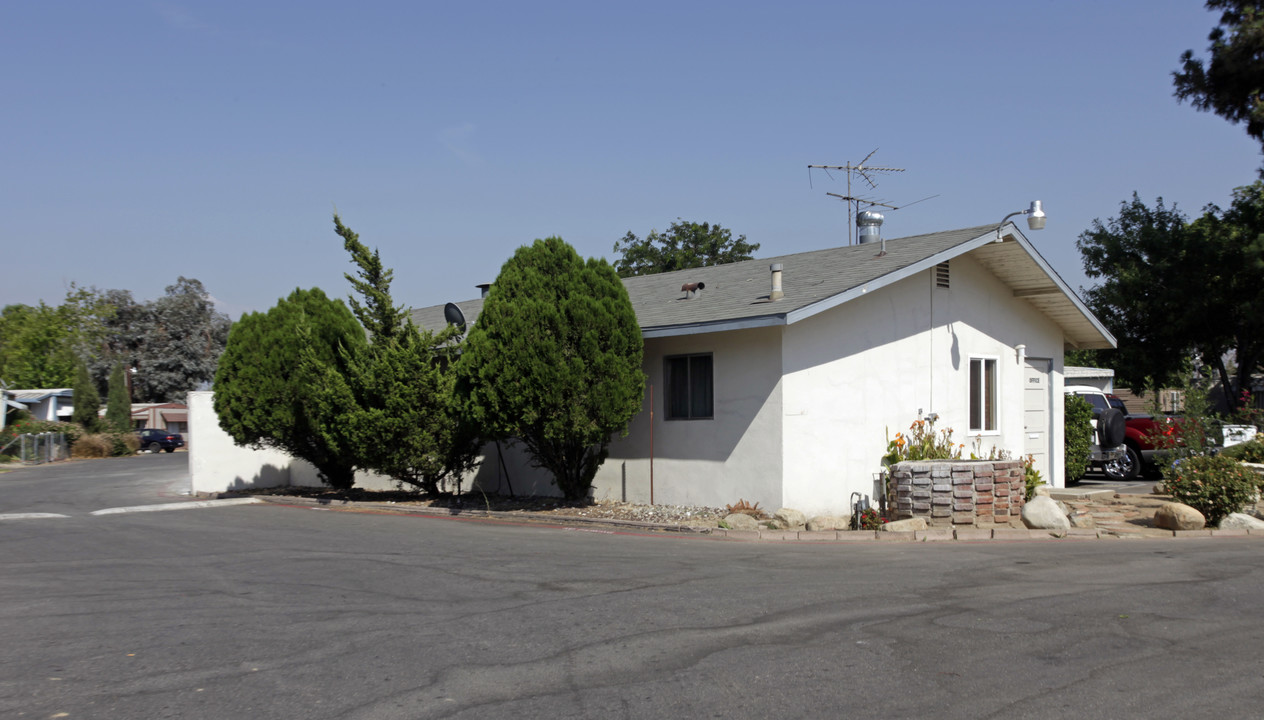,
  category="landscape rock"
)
[770,508,806,530]
[1068,511,1097,528]
[1033,485,1051,497]
[1054,499,1071,515]
[1154,502,1206,531]
[1021,496,1071,530]
[881,517,927,532]
[1153,482,1167,495]
[722,513,760,531]
[806,515,843,531]
[1218,512,1264,530]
